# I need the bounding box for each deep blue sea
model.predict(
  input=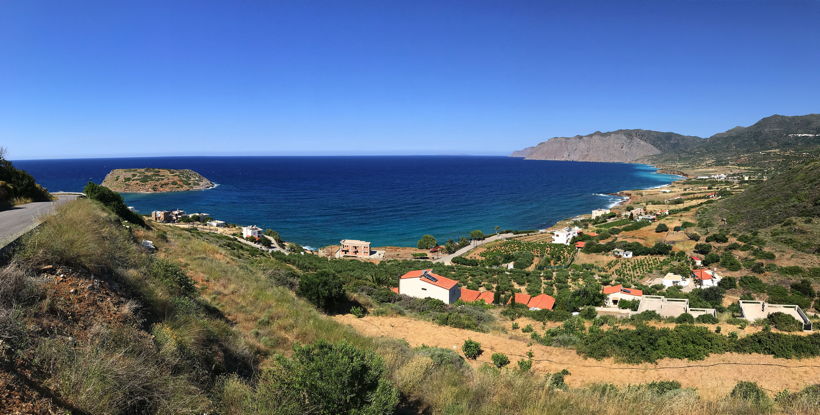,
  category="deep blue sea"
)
[13,156,678,248]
